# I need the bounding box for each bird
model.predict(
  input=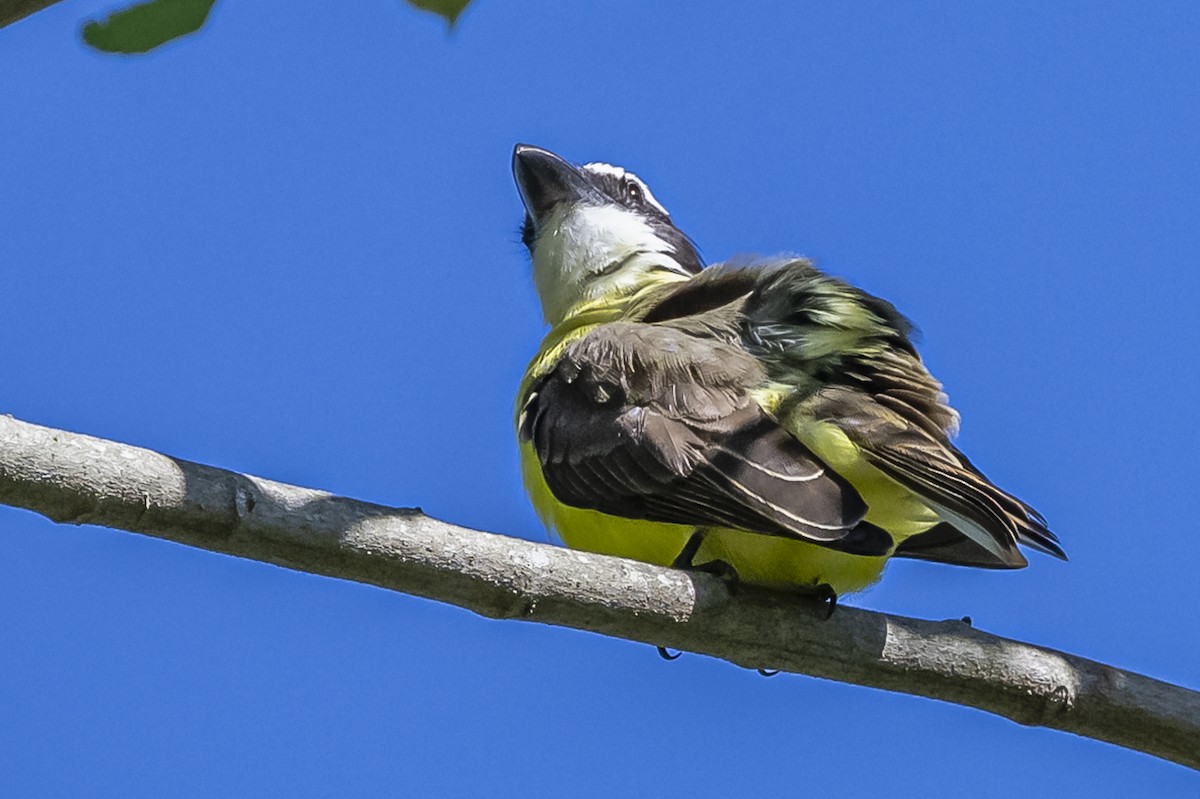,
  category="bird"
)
[512,143,1065,609]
